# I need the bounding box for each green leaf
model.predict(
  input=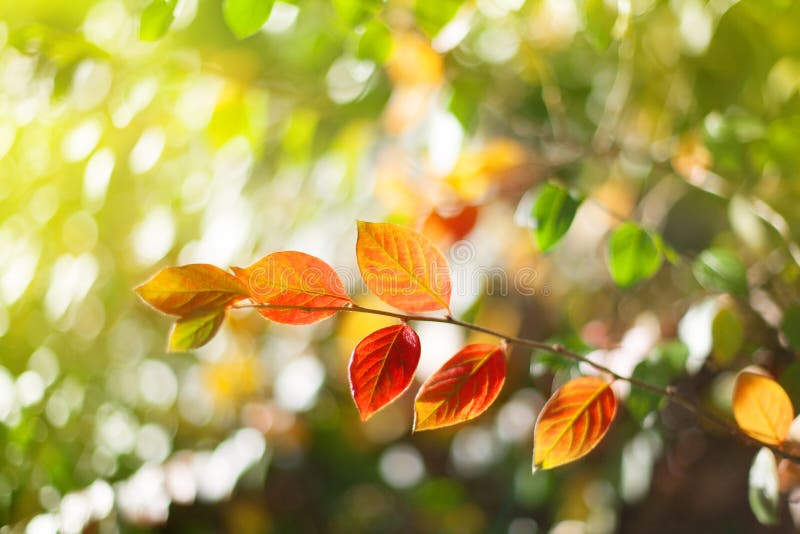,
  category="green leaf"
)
[711,305,743,366]
[414,0,462,37]
[780,362,800,413]
[652,233,679,265]
[782,304,800,351]
[583,0,616,51]
[223,0,275,40]
[458,292,484,325]
[282,108,318,162]
[653,341,689,373]
[625,342,686,425]
[530,182,582,253]
[627,358,672,425]
[532,350,578,375]
[168,310,226,352]
[448,76,484,130]
[607,223,663,287]
[357,20,393,63]
[692,248,748,296]
[139,0,177,41]
[748,447,779,525]
[332,0,383,27]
